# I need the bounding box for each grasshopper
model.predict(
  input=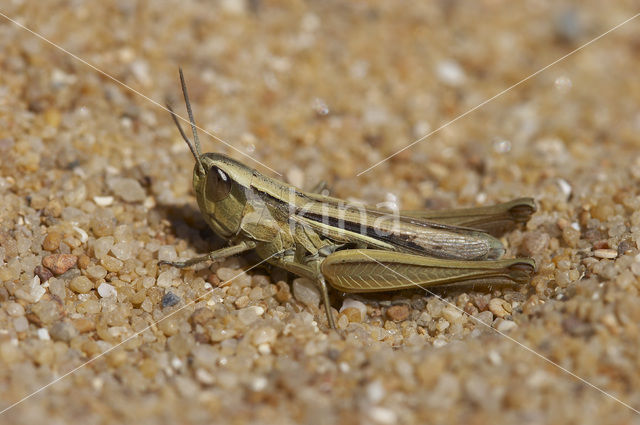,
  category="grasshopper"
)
[161,70,536,329]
